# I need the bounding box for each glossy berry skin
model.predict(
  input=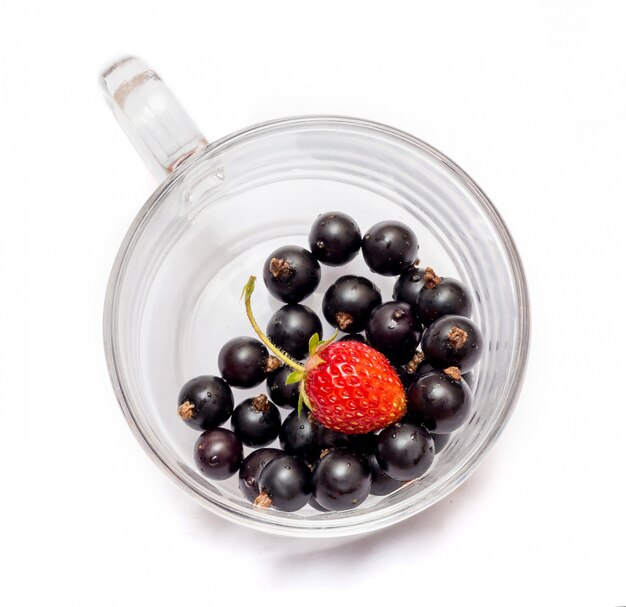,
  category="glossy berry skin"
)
[421,315,483,371]
[416,277,472,325]
[257,455,313,512]
[194,428,243,480]
[309,496,329,511]
[312,450,372,511]
[177,375,234,430]
[267,304,322,360]
[267,366,299,408]
[308,211,361,266]
[304,341,406,434]
[395,365,415,391]
[231,395,282,447]
[316,425,352,451]
[375,422,435,481]
[323,275,382,334]
[393,268,425,309]
[432,432,451,453]
[218,337,276,389]
[279,409,321,462]
[339,333,367,344]
[415,360,437,376]
[263,245,321,304]
[365,450,404,496]
[365,302,423,366]
[238,448,283,503]
[406,369,472,433]
[362,221,418,276]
